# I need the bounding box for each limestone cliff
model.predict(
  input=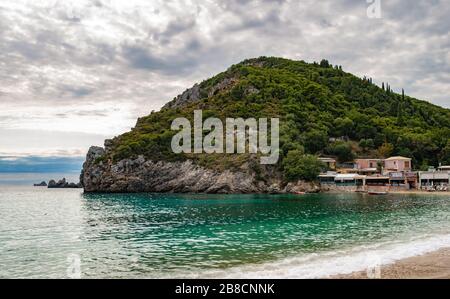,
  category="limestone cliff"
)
[81,146,320,194]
